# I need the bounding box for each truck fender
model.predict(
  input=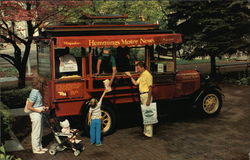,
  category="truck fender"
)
[193,84,224,105]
